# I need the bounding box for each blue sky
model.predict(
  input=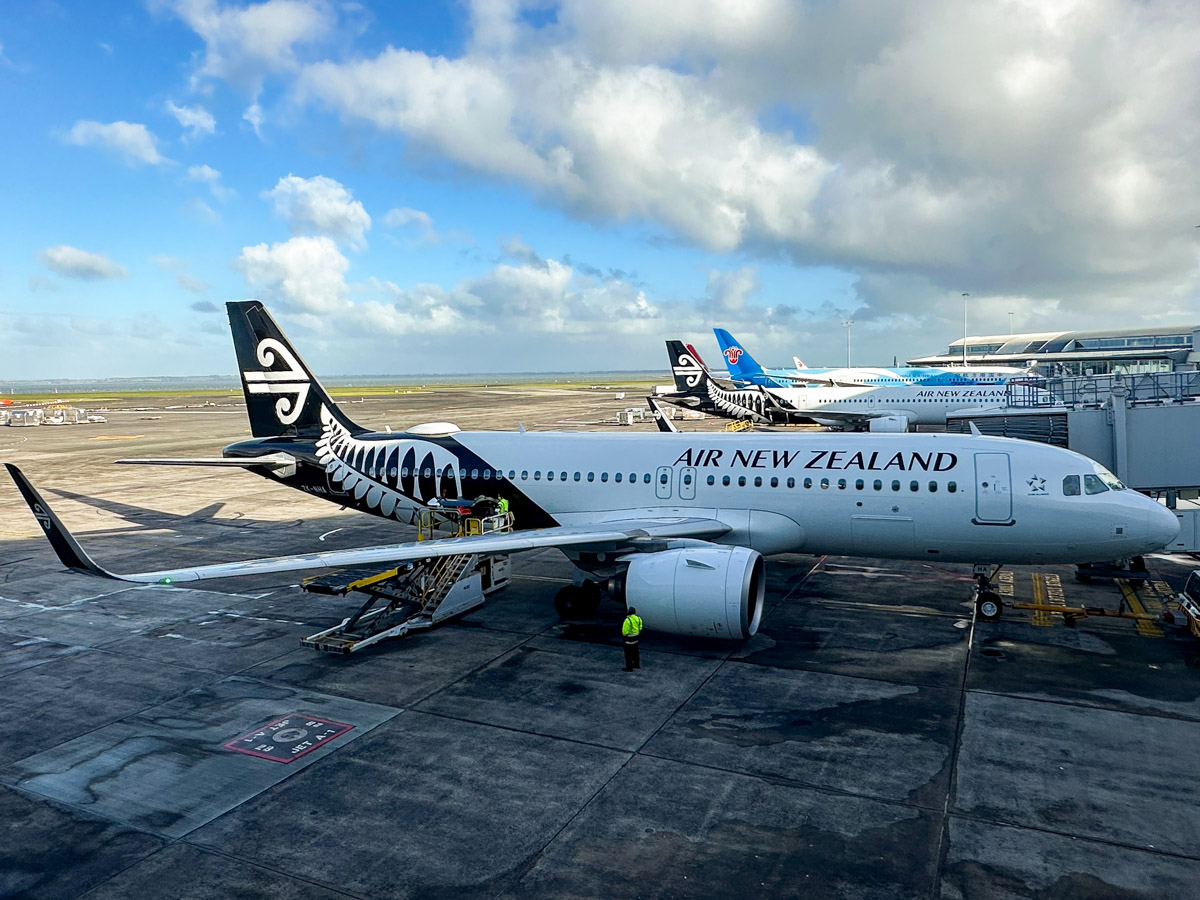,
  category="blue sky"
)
[1,1,1198,379]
